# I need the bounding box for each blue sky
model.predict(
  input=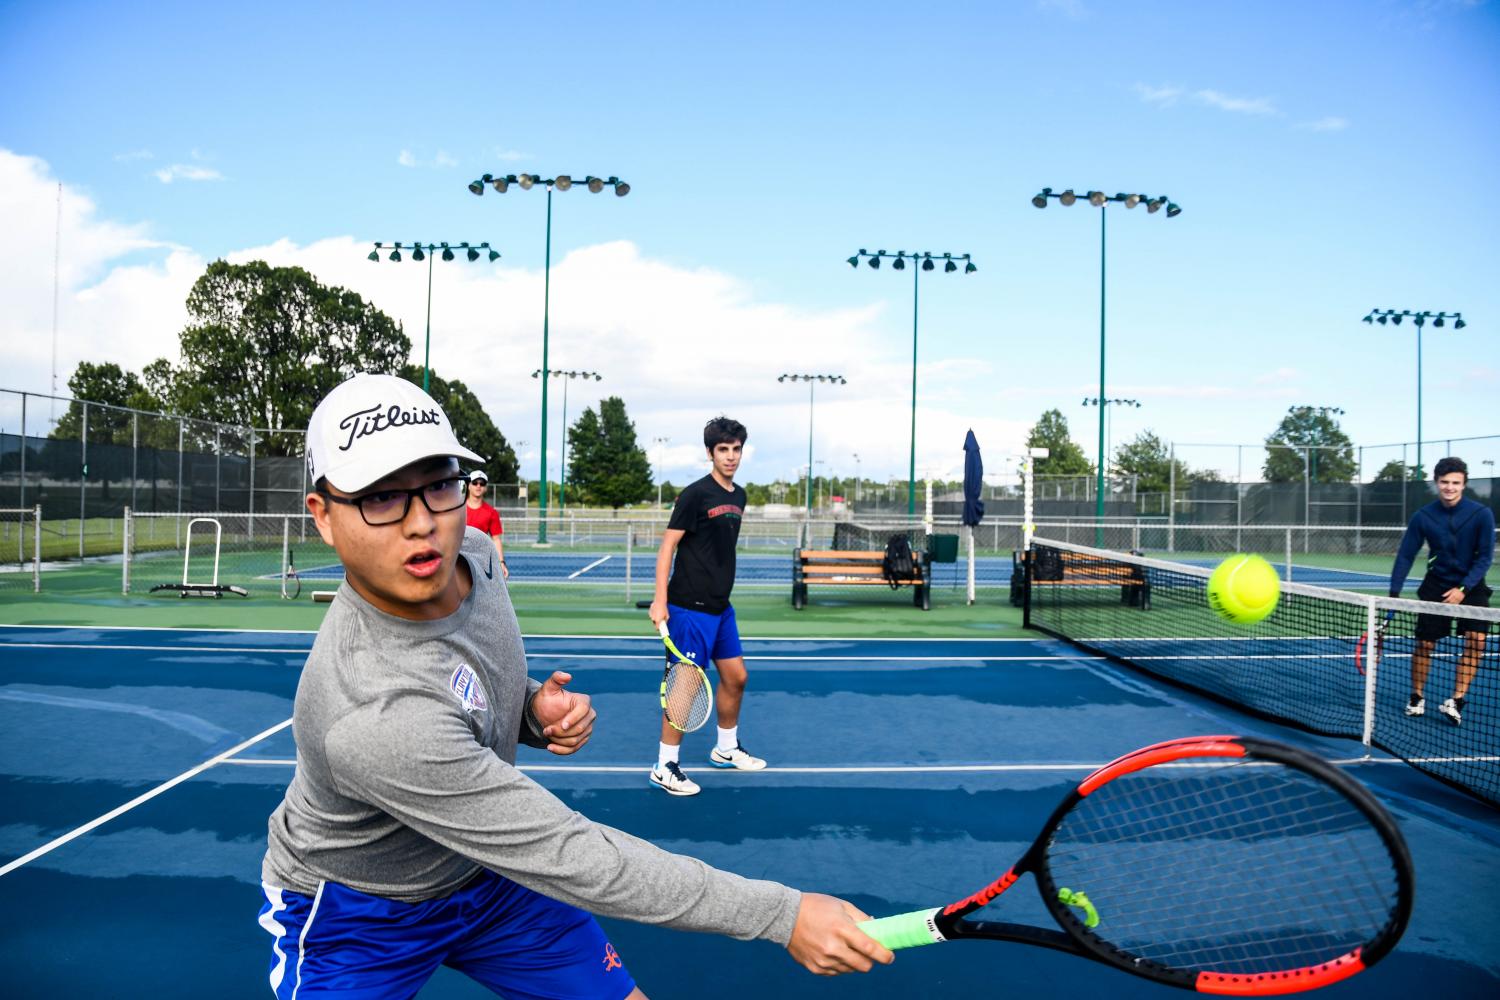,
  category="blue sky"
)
[2,0,1497,486]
